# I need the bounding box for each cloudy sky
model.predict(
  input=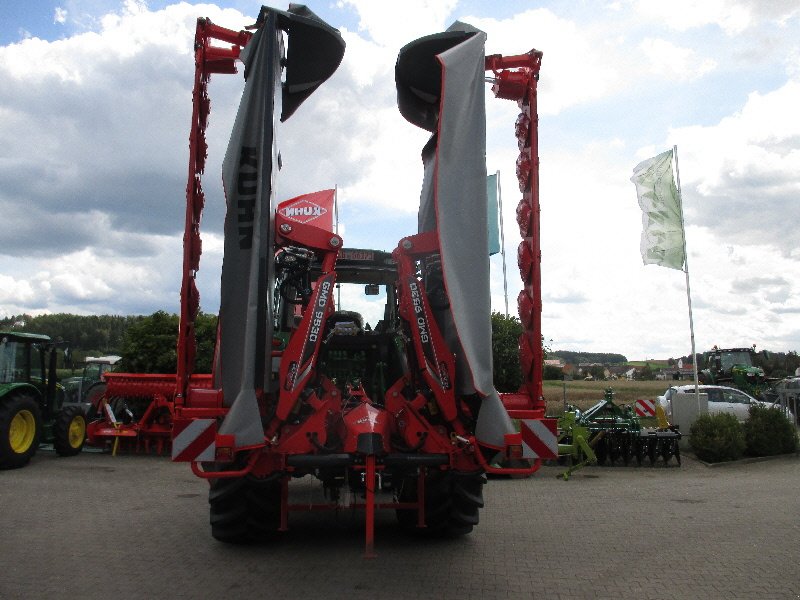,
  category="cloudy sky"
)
[1,0,799,361]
